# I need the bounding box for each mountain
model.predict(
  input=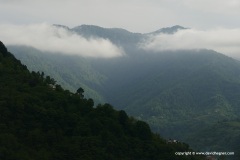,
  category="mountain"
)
[72,25,142,43]
[0,41,205,159]
[72,25,144,54]
[8,45,106,104]
[187,119,240,155]
[7,25,240,159]
[148,25,187,35]
[96,50,240,156]
[70,25,186,52]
